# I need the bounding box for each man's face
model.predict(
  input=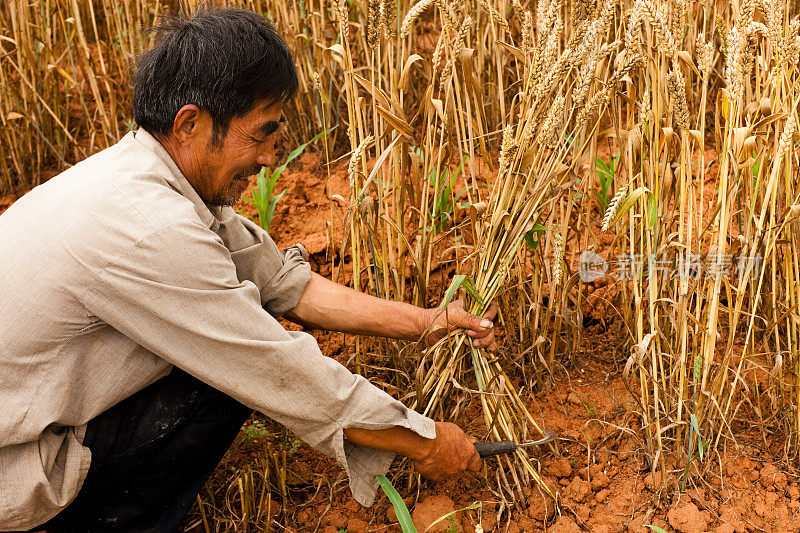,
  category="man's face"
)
[189,101,285,206]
